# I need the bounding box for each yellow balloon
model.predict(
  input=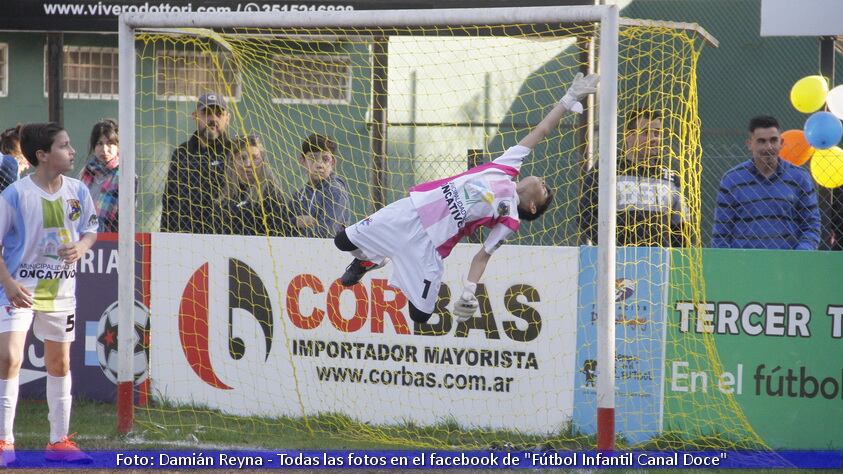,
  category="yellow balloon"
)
[811,146,843,188]
[791,75,829,113]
